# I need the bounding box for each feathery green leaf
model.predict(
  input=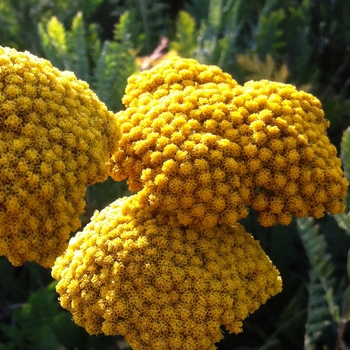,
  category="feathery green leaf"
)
[38,16,68,70]
[297,217,336,348]
[92,11,136,111]
[66,12,90,82]
[170,11,197,58]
